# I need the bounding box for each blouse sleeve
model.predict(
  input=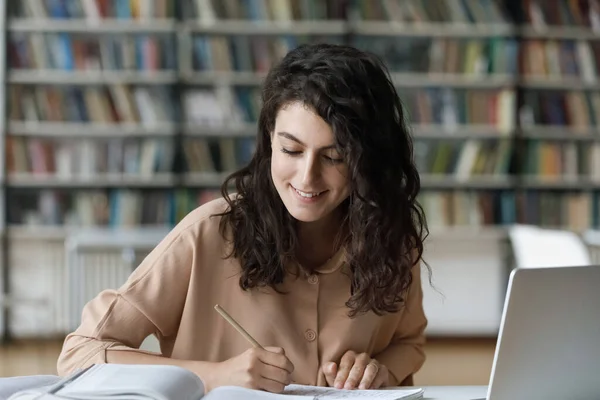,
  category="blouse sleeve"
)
[373,263,428,386]
[56,221,198,376]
